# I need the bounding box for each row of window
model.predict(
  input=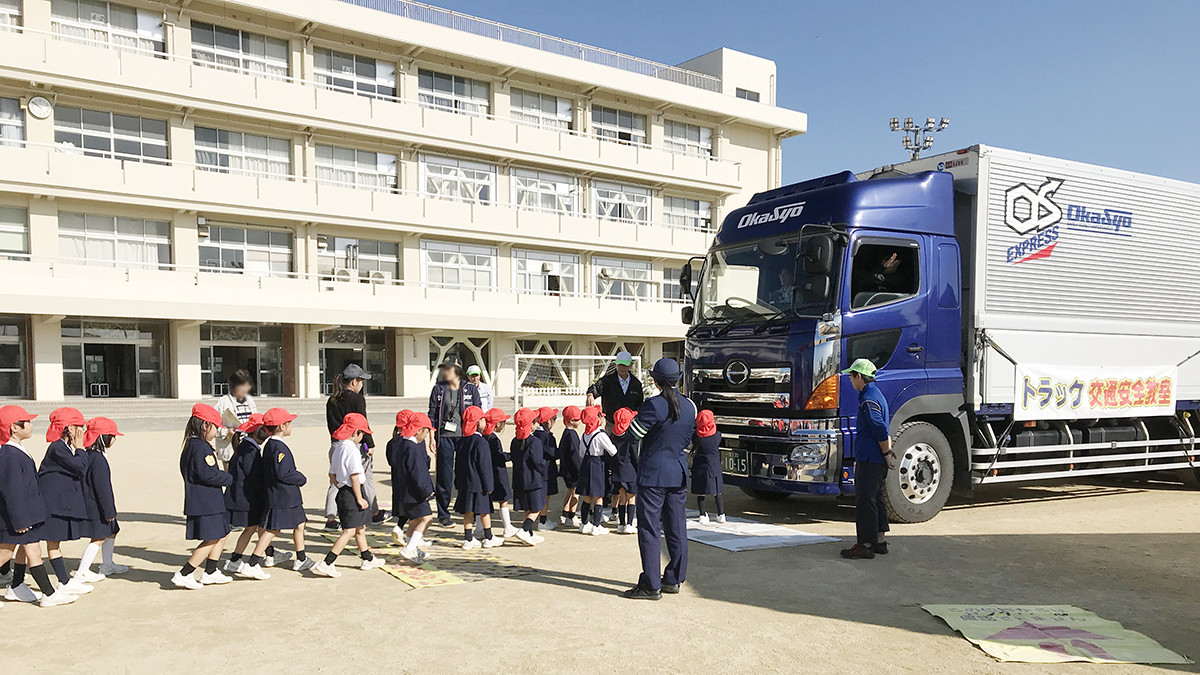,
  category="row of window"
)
[0,207,689,299]
[33,1,719,156]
